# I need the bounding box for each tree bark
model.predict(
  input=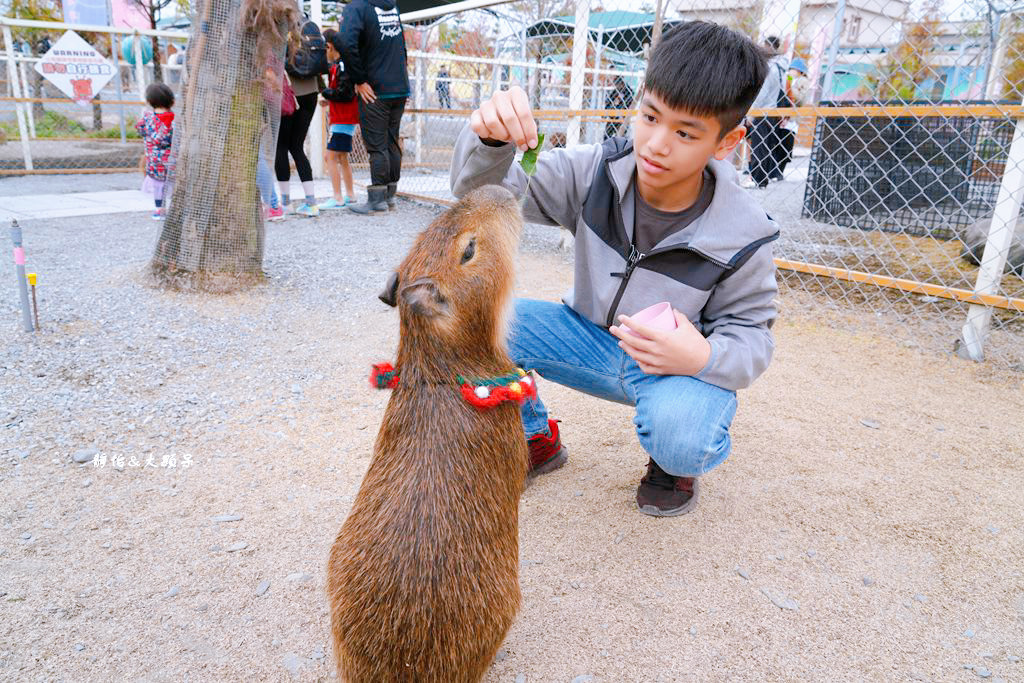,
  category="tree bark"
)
[149,0,283,292]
